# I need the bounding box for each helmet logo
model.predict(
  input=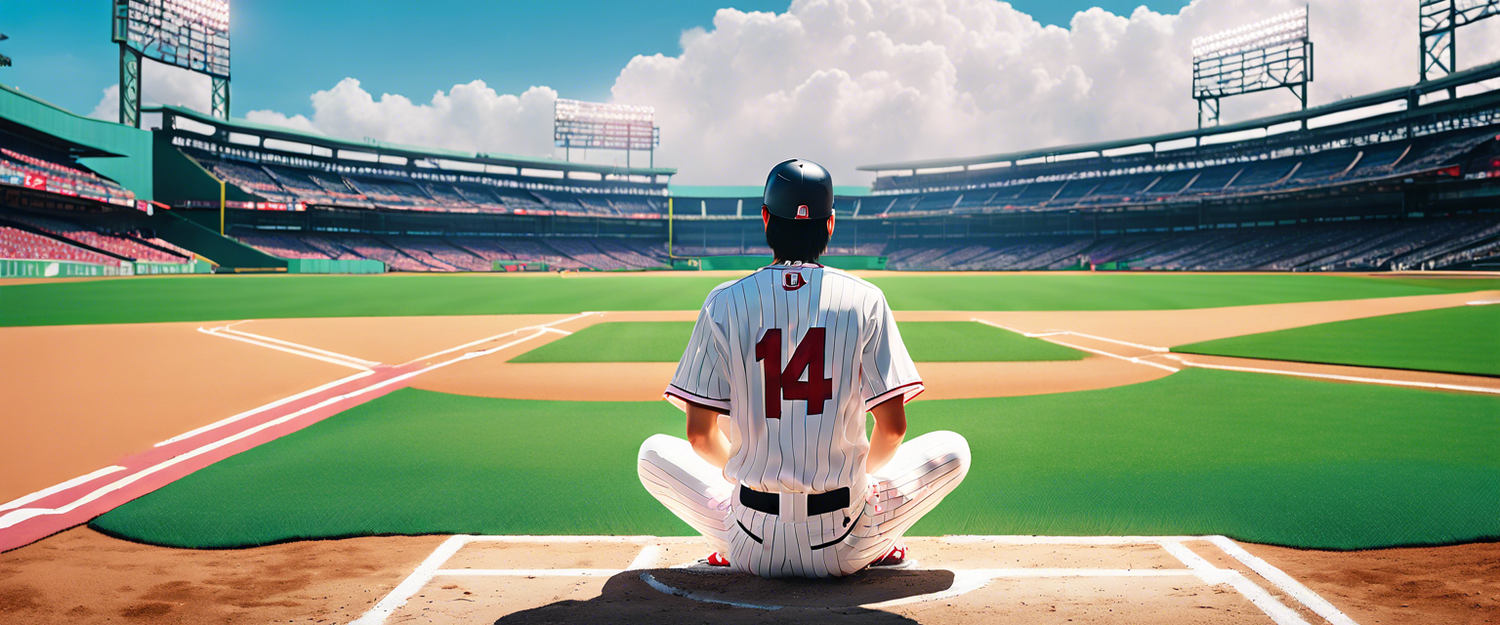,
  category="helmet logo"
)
[795,205,809,219]
[782,271,805,291]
